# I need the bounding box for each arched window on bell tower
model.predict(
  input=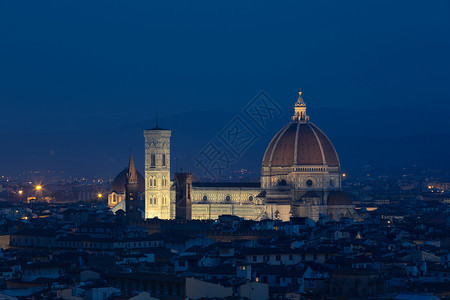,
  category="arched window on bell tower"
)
[151,154,156,167]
